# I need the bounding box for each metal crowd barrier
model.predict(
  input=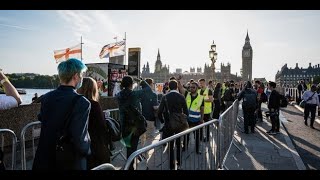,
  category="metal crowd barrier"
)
[20,121,41,170]
[91,163,116,170]
[103,108,127,161]
[123,99,240,170]
[123,119,220,170]
[218,99,240,169]
[281,87,303,103]
[0,129,17,170]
